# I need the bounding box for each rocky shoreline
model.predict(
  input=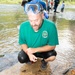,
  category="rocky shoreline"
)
[0,52,75,75]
